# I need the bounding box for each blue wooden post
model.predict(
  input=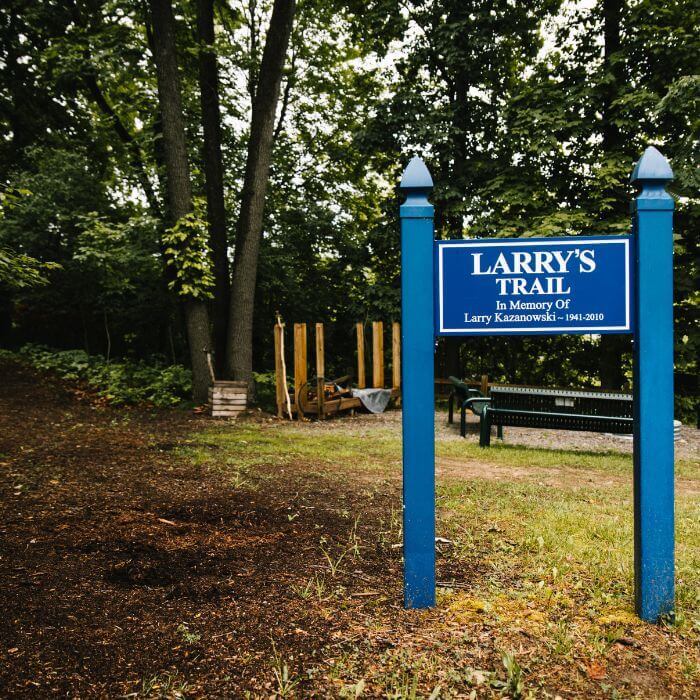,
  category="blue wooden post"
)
[631,146,675,622]
[400,157,436,608]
